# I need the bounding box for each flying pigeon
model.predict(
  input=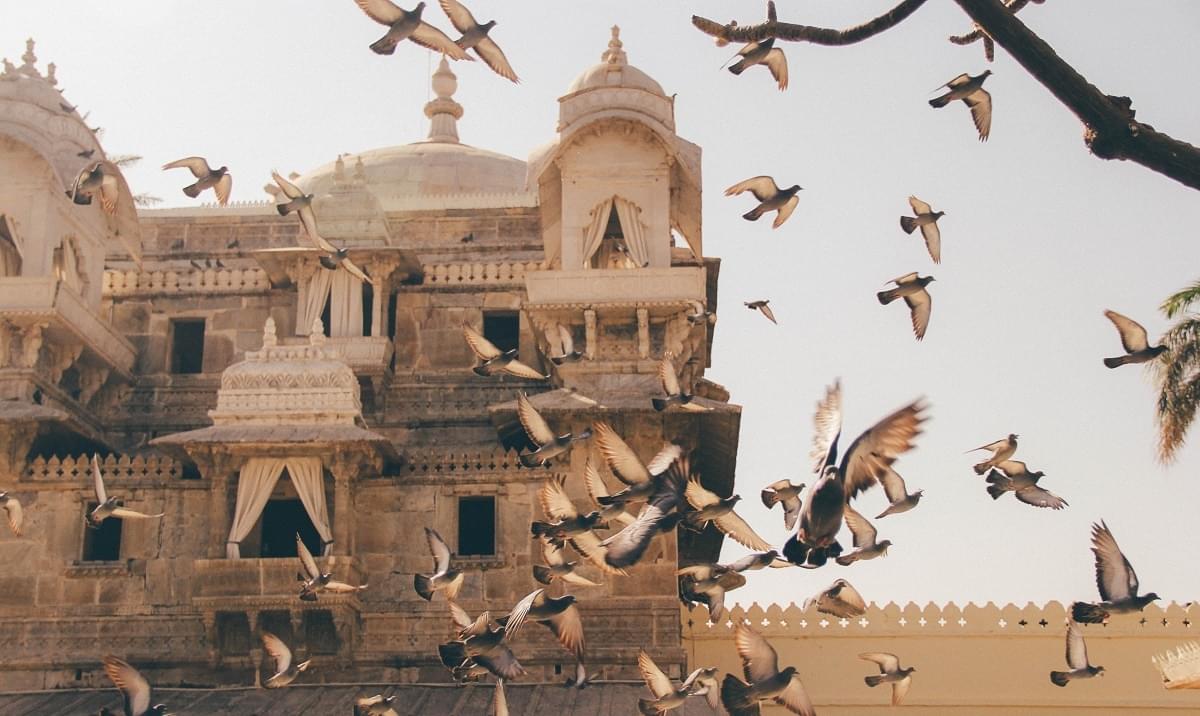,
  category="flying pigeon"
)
[582,456,636,526]
[877,272,934,341]
[271,171,374,285]
[804,579,868,618]
[413,527,464,601]
[563,660,598,690]
[860,652,916,706]
[438,0,519,82]
[783,381,927,568]
[87,455,164,528]
[591,422,682,509]
[1102,310,1167,368]
[875,466,923,519]
[545,322,582,364]
[761,479,804,530]
[725,176,802,229]
[531,475,607,545]
[721,623,816,716]
[517,392,592,467]
[355,694,399,716]
[967,434,1018,475]
[67,161,121,214]
[684,478,773,551]
[685,301,716,326]
[899,196,944,263]
[462,324,547,379]
[102,655,170,716]
[677,563,747,621]
[162,157,231,206]
[728,38,787,91]
[930,70,992,141]
[438,605,526,681]
[534,538,602,588]
[637,649,704,715]
[261,632,312,688]
[745,300,777,324]
[296,534,367,600]
[499,587,586,662]
[983,460,1068,510]
[1071,521,1159,624]
[0,492,22,536]
[353,0,469,59]
[1050,621,1105,686]
[652,352,701,411]
[725,549,791,572]
[834,503,892,566]
[682,667,721,710]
